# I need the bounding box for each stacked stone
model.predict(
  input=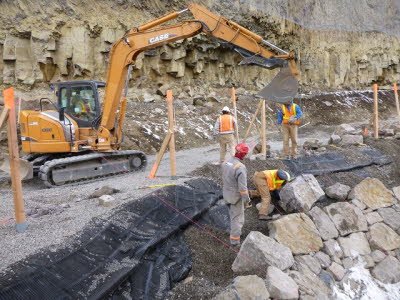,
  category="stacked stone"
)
[213,175,400,300]
[329,123,364,146]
